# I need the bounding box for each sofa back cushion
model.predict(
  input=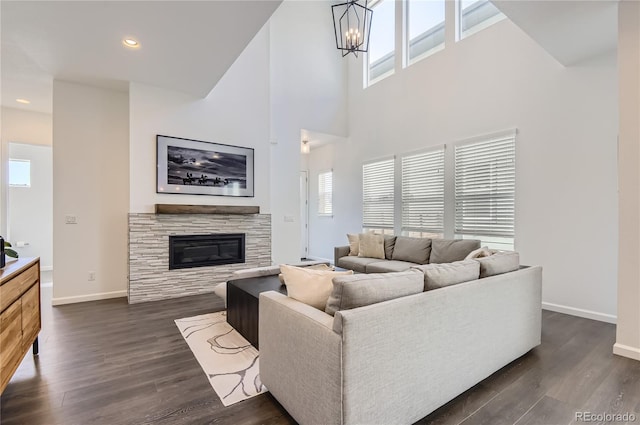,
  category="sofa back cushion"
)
[429,239,481,264]
[358,233,385,259]
[391,236,432,264]
[280,264,353,310]
[412,260,480,291]
[325,269,423,316]
[476,252,520,277]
